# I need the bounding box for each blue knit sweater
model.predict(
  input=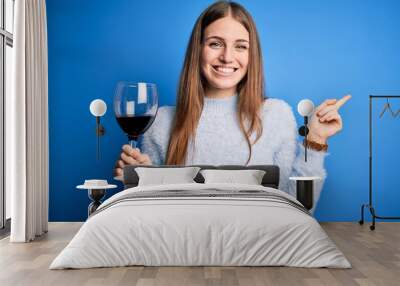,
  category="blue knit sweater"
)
[138,94,328,213]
